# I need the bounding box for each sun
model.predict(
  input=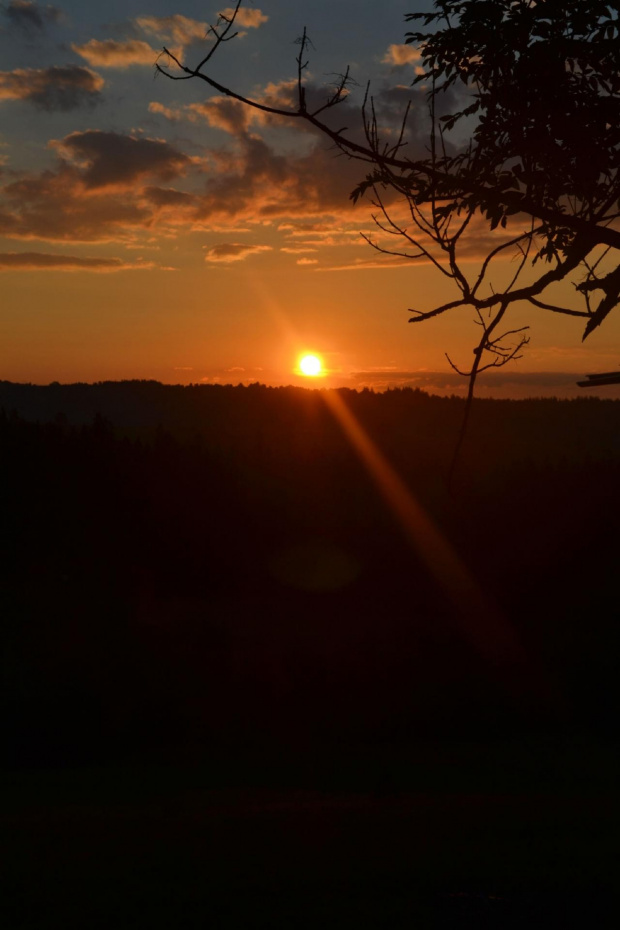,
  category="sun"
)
[299,354,323,377]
